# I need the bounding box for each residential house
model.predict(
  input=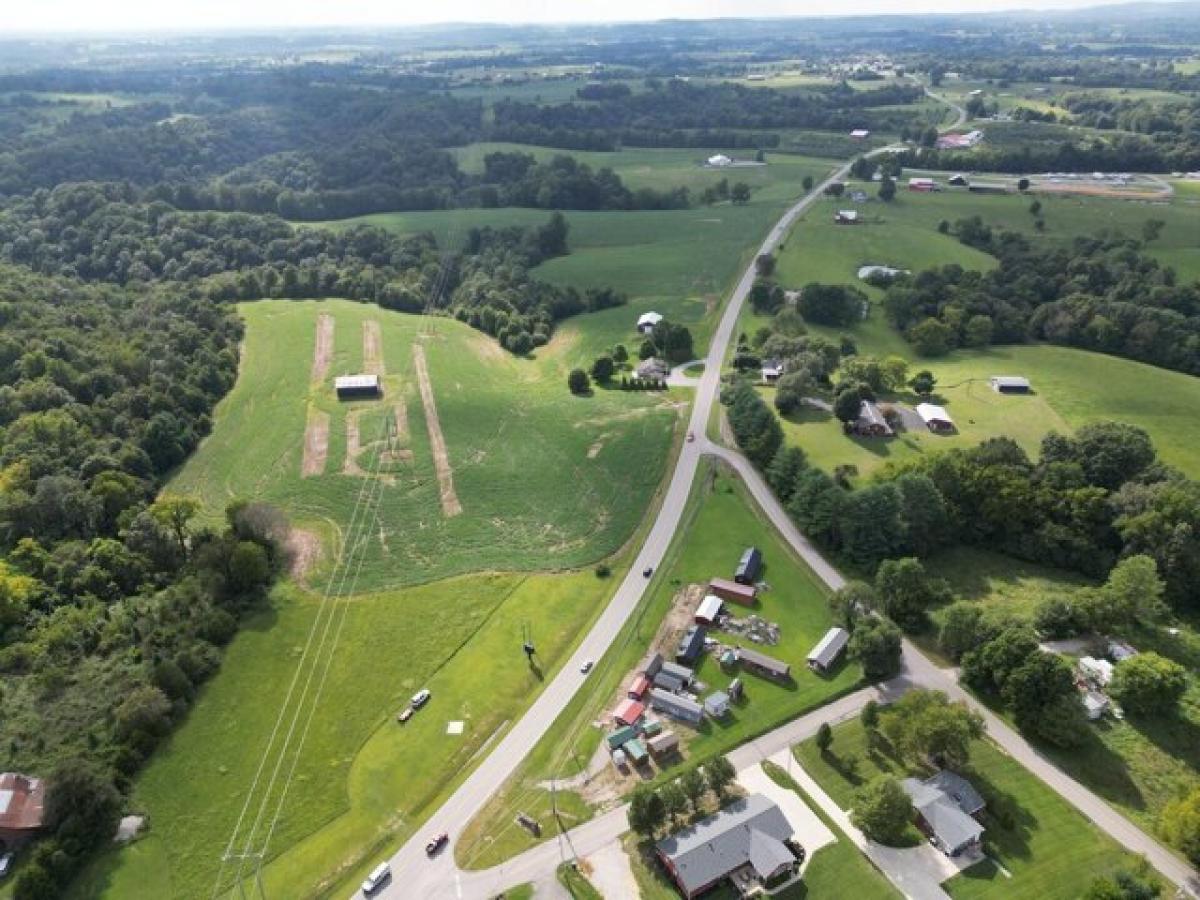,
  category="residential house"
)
[761,359,786,382]
[676,625,707,665]
[709,578,757,606]
[649,688,704,725]
[638,311,664,333]
[915,403,955,433]
[695,595,724,626]
[0,773,45,848]
[656,794,799,899]
[852,399,893,437]
[902,771,986,857]
[989,375,1031,394]
[738,647,791,682]
[735,547,762,585]
[334,374,382,400]
[807,627,850,675]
